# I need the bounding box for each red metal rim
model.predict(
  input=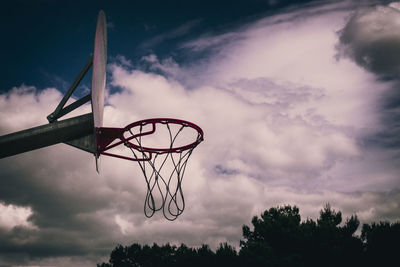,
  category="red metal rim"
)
[121,118,204,154]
